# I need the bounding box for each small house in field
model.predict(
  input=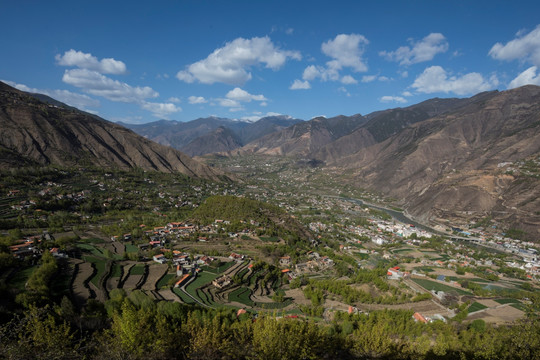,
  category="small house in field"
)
[229,252,244,261]
[153,254,167,264]
[413,312,428,324]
